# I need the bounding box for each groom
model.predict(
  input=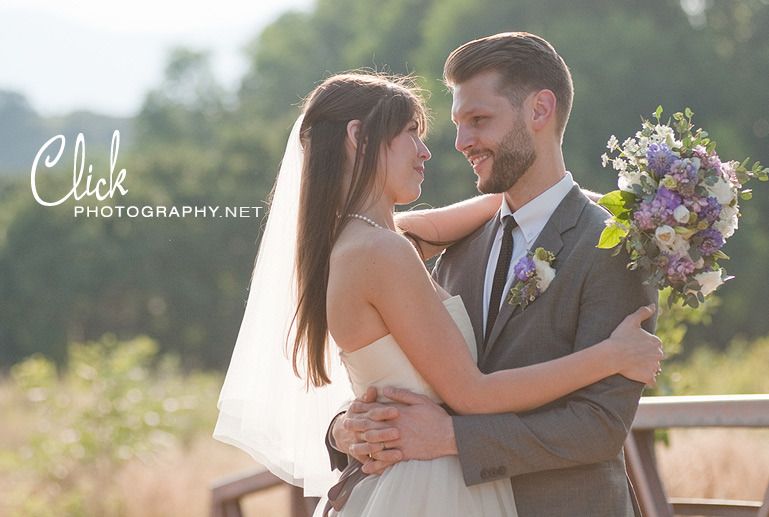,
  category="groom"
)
[327,32,657,516]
